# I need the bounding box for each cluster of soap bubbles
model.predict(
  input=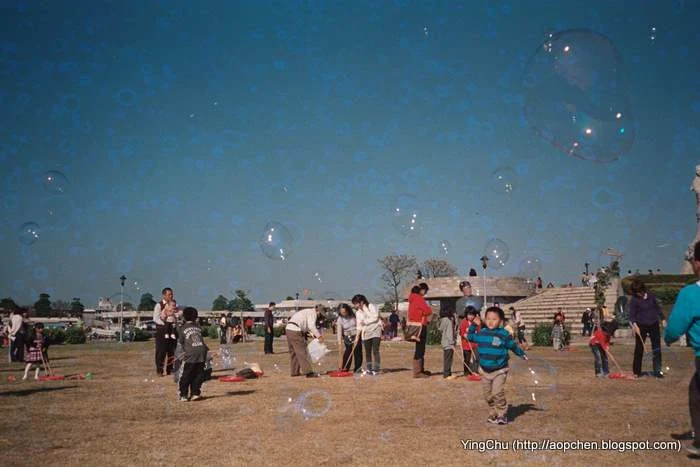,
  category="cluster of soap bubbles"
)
[17,170,73,245]
[392,193,422,237]
[279,389,332,421]
[259,221,294,261]
[523,29,635,163]
[491,166,516,194]
[439,240,450,256]
[513,356,559,411]
[484,238,510,270]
